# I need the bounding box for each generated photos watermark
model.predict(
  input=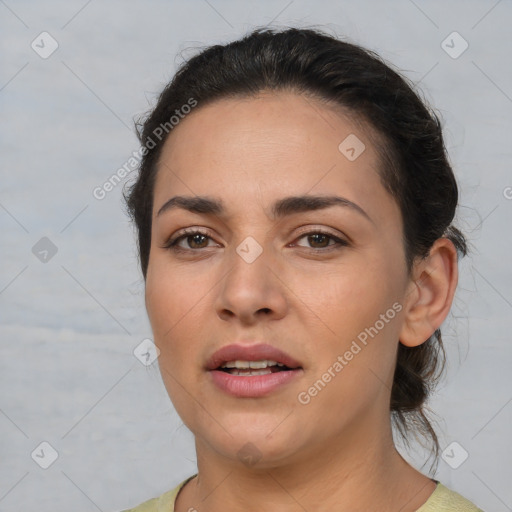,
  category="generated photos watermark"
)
[297,301,403,405]
[92,97,198,200]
